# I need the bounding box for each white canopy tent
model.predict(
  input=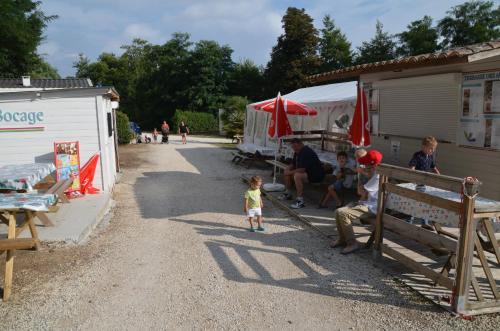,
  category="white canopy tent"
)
[242,81,357,155]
